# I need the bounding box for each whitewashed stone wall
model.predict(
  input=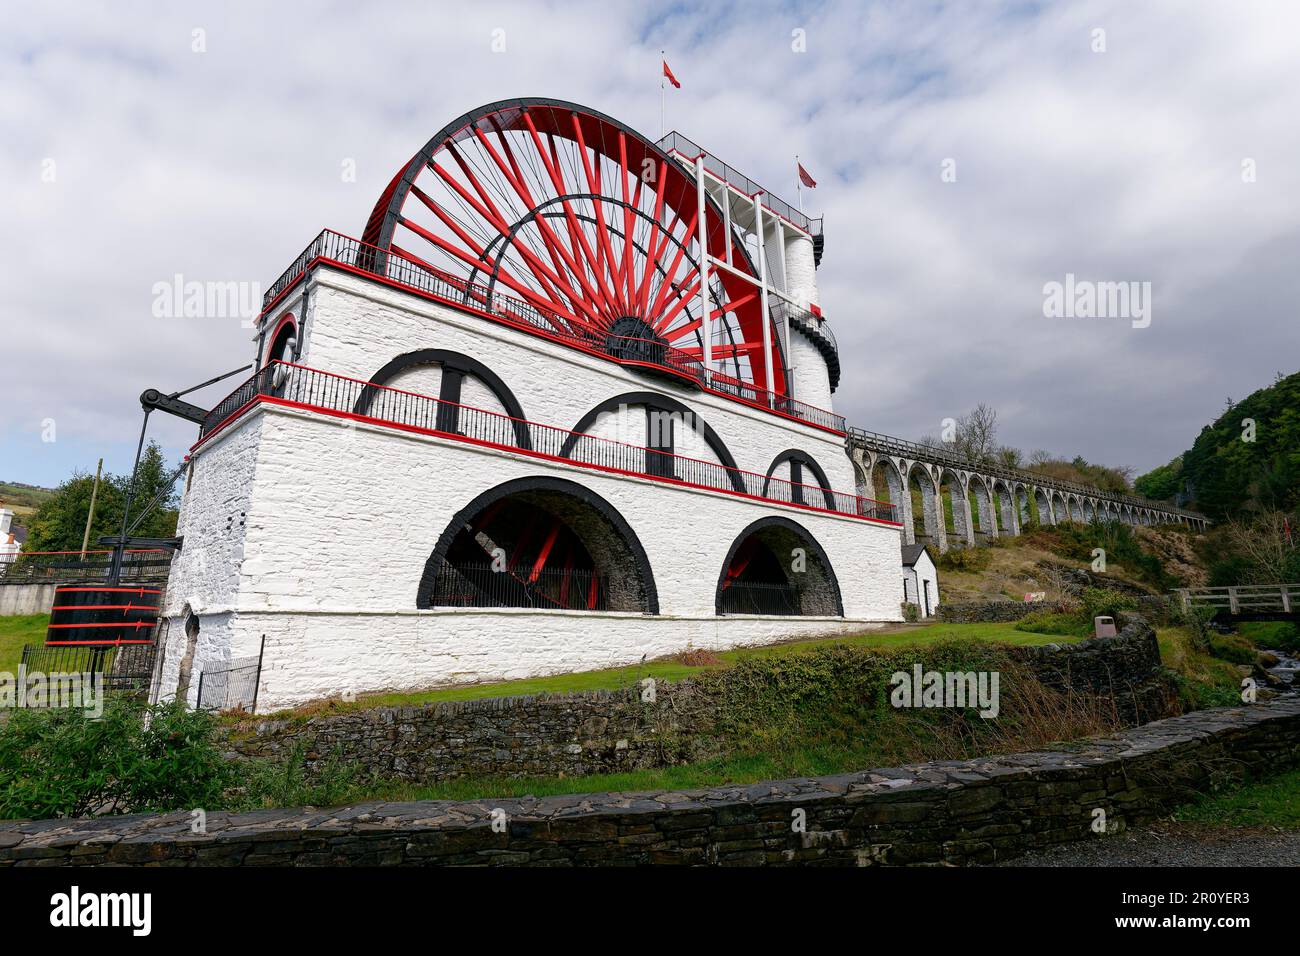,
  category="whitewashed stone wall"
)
[161,402,902,710]
[298,271,856,491]
[788,331,834,413]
